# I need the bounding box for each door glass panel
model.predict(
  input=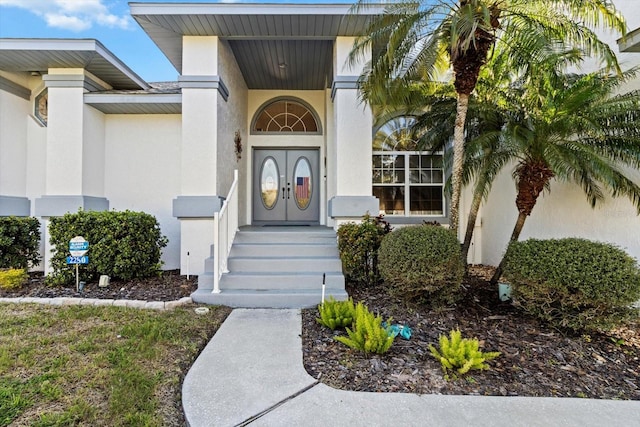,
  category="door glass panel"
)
[293,157,312,210]
[260,157,279,209]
